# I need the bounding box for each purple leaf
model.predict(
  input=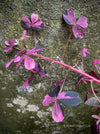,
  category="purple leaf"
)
[92,59,100,66]
[84,93,88,102]
[4,39,16,54]
[85,97,100,106]
[58,91,82,106]
[24,55,35,70]
[76,17,88,28]
[4,46,13,54]
[54,79,68,87]
[42,94,56,106]
[63,9,76,25]
[15,48,26,57]
[21,16,31,28]
[32,21,44,31]
[72,25,85,39]
[52,101,64,122]
[39,71,46,77]
[23,77,34,91]
[81,48,90,57]
[31,13,39,24]
[16,54,25,68]
[6,59,14,68]
[21,30,31,41]
[48,86,60,97]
